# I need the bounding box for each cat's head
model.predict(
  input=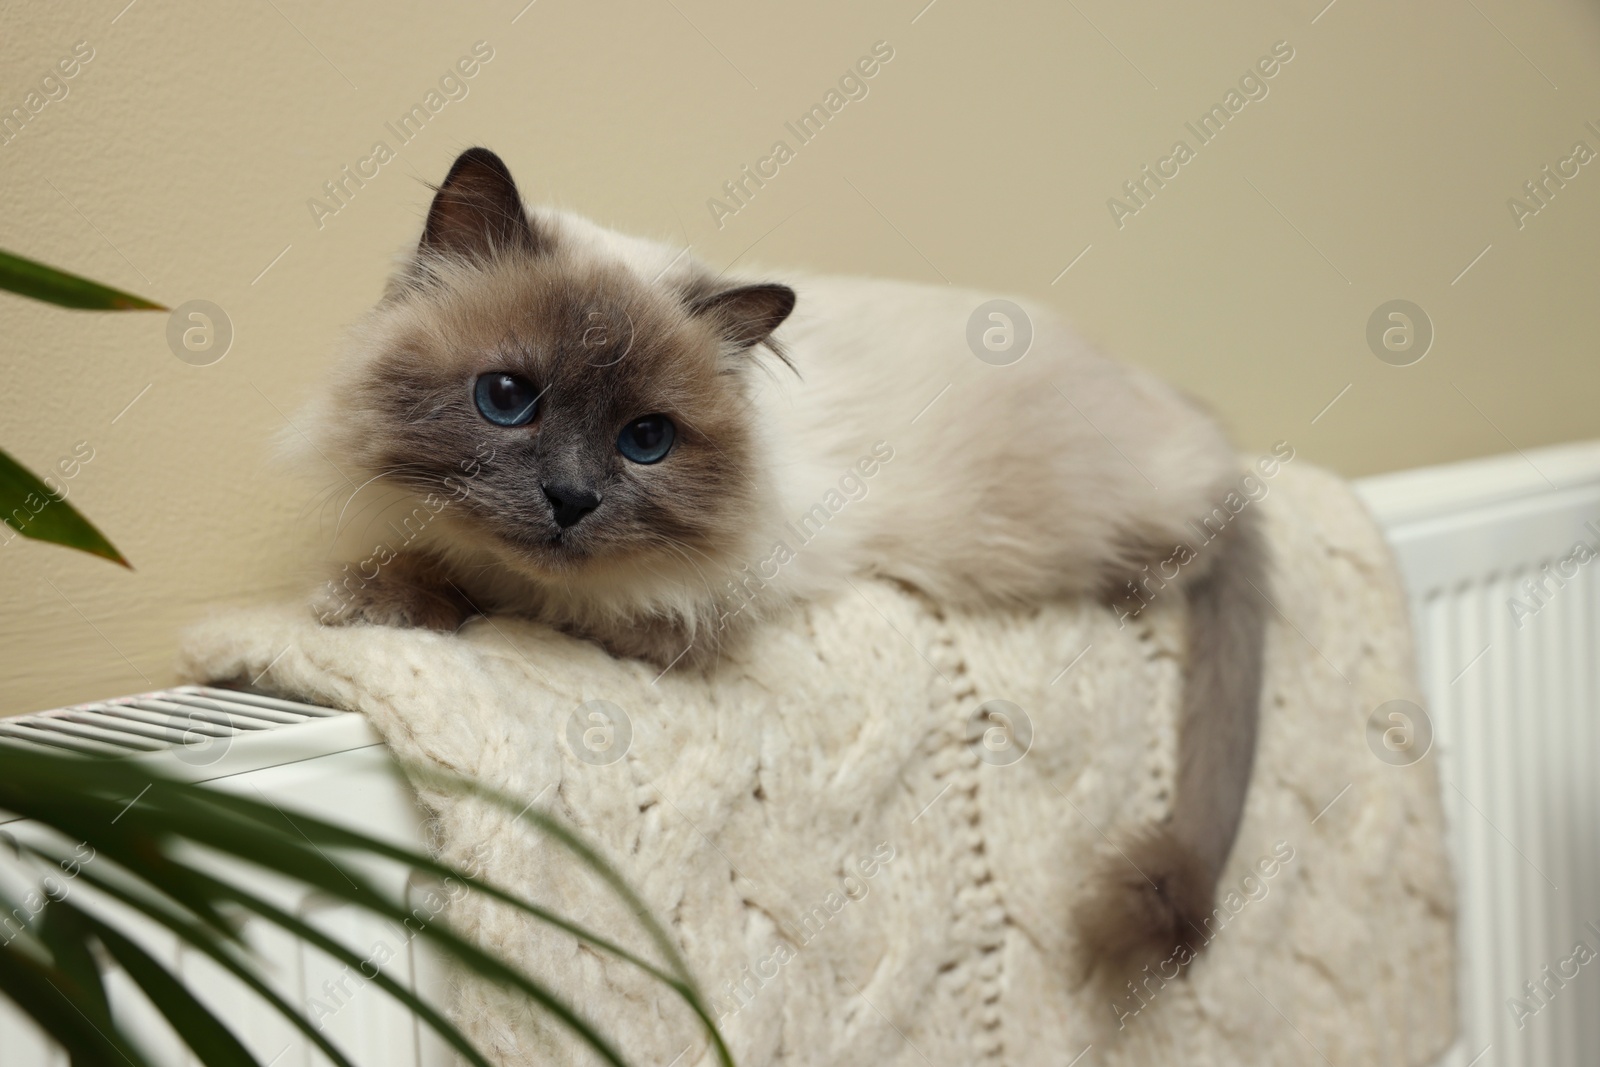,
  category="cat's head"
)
[316,147,795,586]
